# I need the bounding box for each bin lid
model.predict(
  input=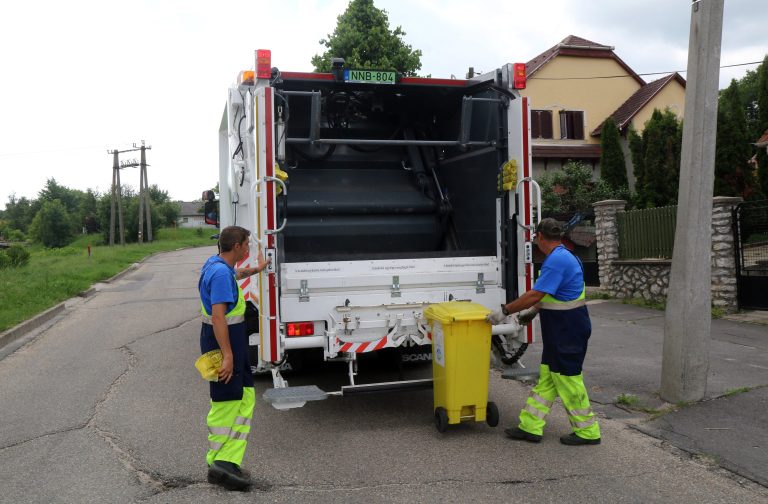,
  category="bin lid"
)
[424,301,491,324]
